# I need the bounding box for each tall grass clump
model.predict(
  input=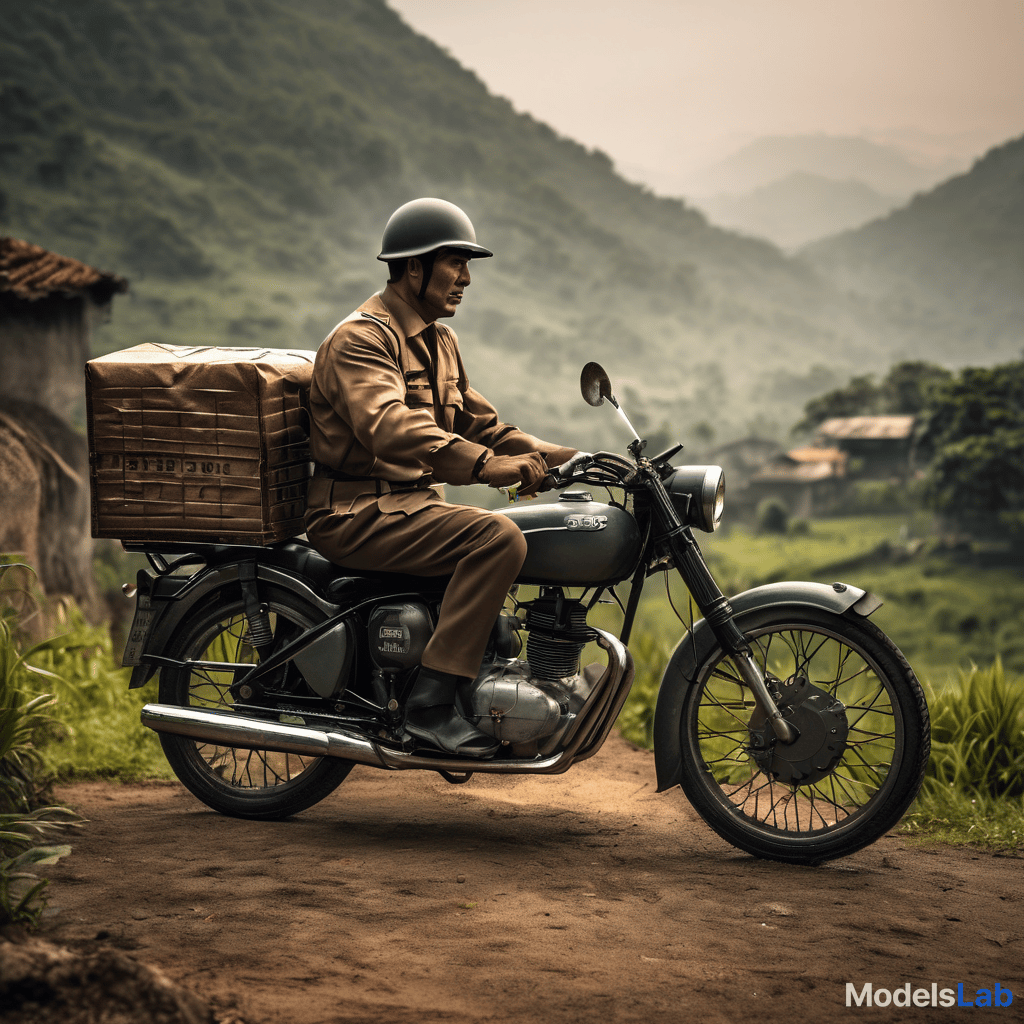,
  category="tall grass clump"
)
[903,659,1024,850]
[0,572,77,928]
[17,605,171,782]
